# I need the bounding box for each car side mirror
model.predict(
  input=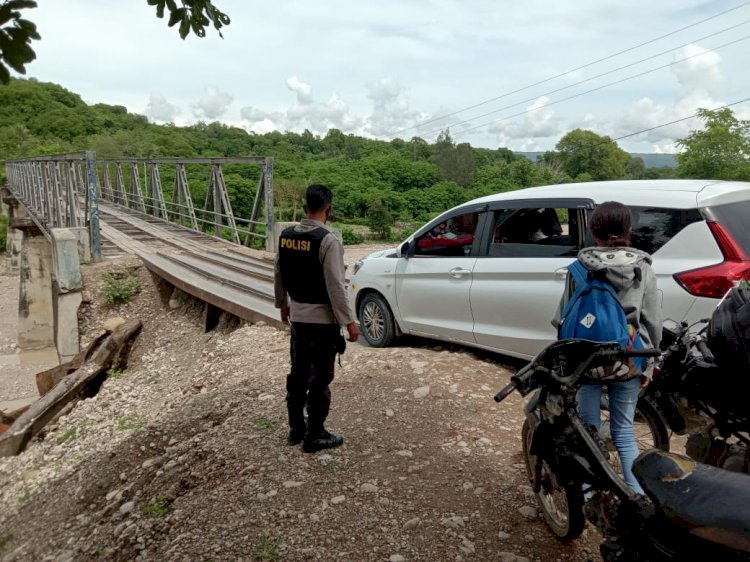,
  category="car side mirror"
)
[400,240,414,258]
